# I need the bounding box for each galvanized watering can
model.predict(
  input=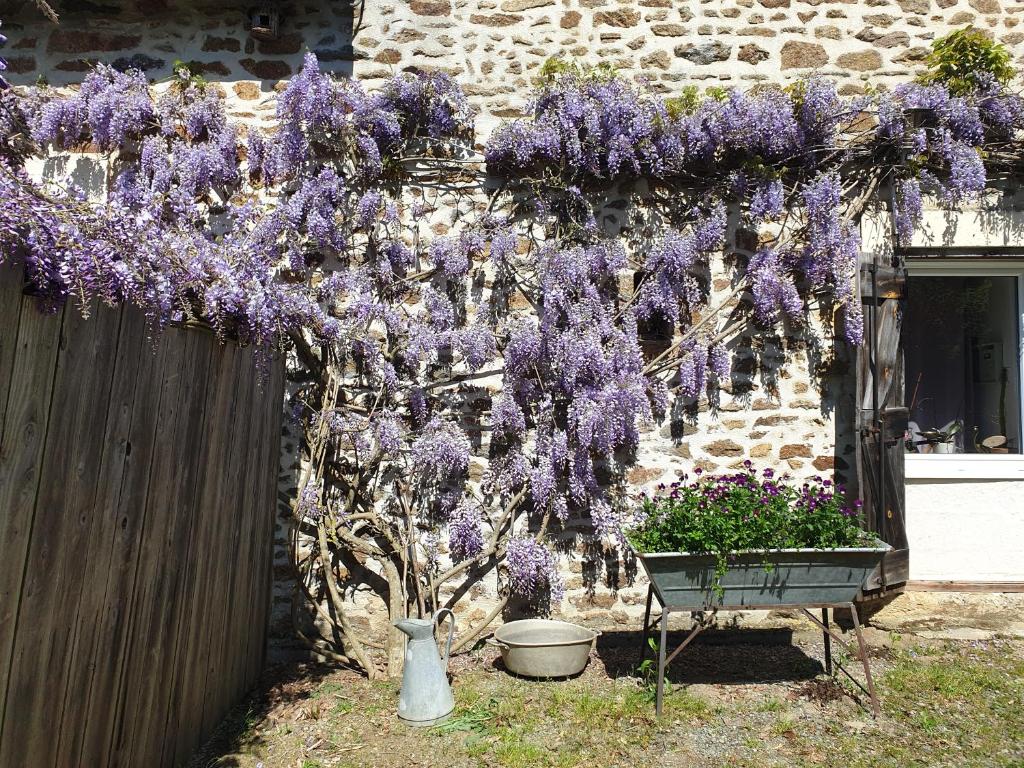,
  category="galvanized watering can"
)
[394,608,455,726]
